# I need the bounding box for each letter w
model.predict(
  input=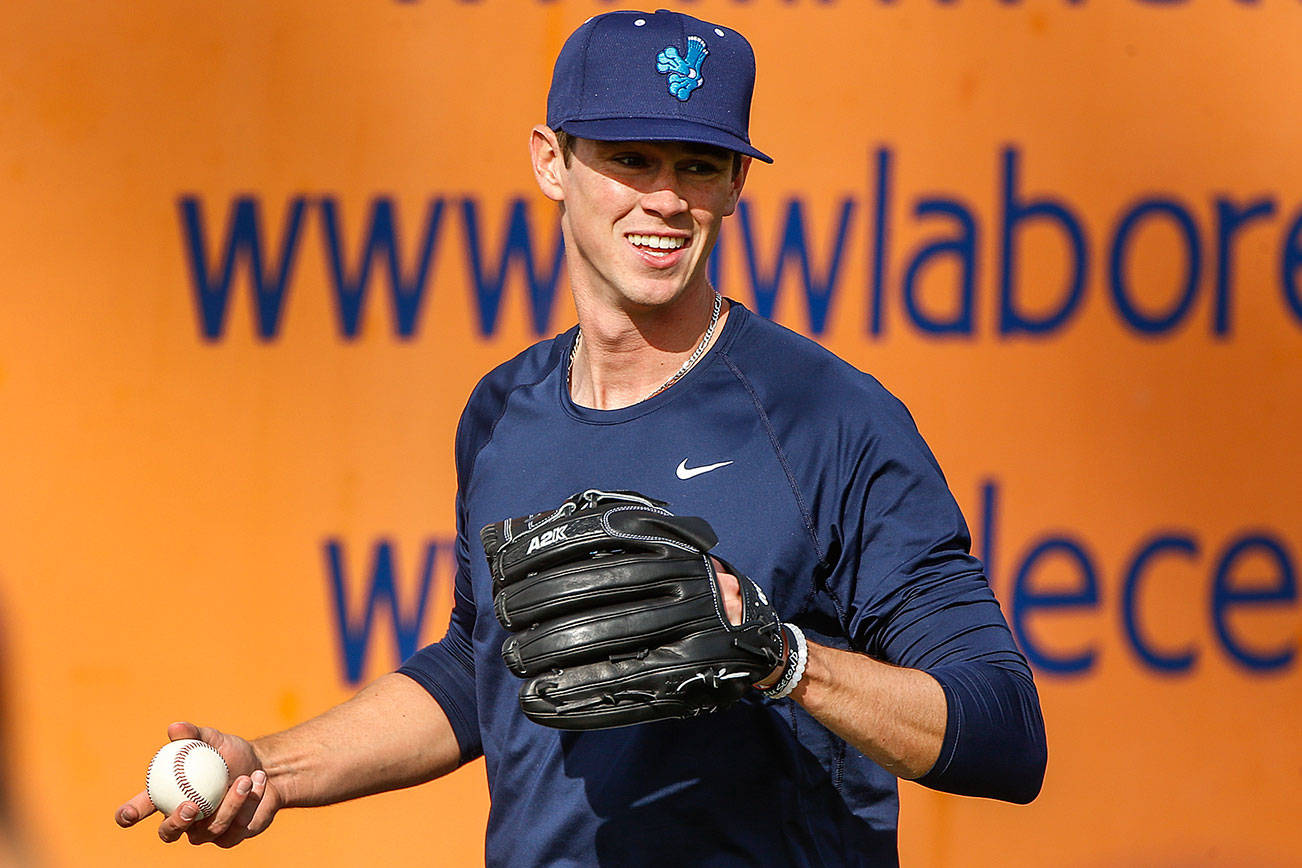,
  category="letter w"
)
[178,196,307,341]
[324,539,442,685]
[462,198,565,336]
[319,197,445,339]
[737,198,855,335]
